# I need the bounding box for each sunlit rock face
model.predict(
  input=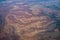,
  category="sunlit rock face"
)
[0,0,60,40]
